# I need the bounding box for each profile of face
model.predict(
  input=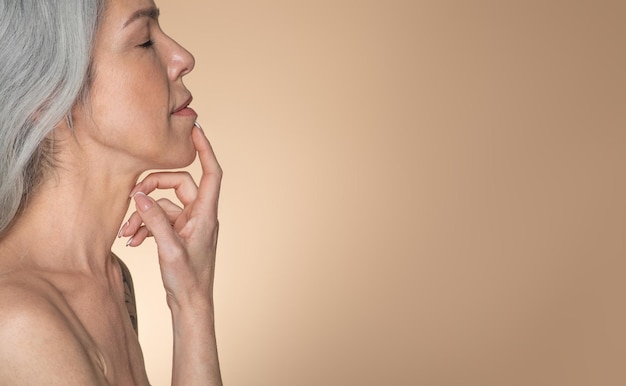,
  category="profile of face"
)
[72,0,197,172]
